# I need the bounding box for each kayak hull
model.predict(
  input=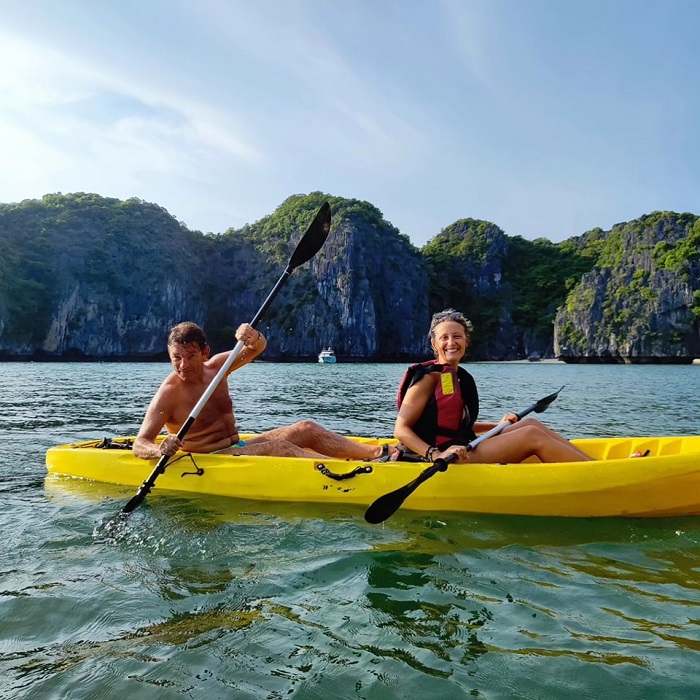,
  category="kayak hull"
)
[45,435,700,518]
